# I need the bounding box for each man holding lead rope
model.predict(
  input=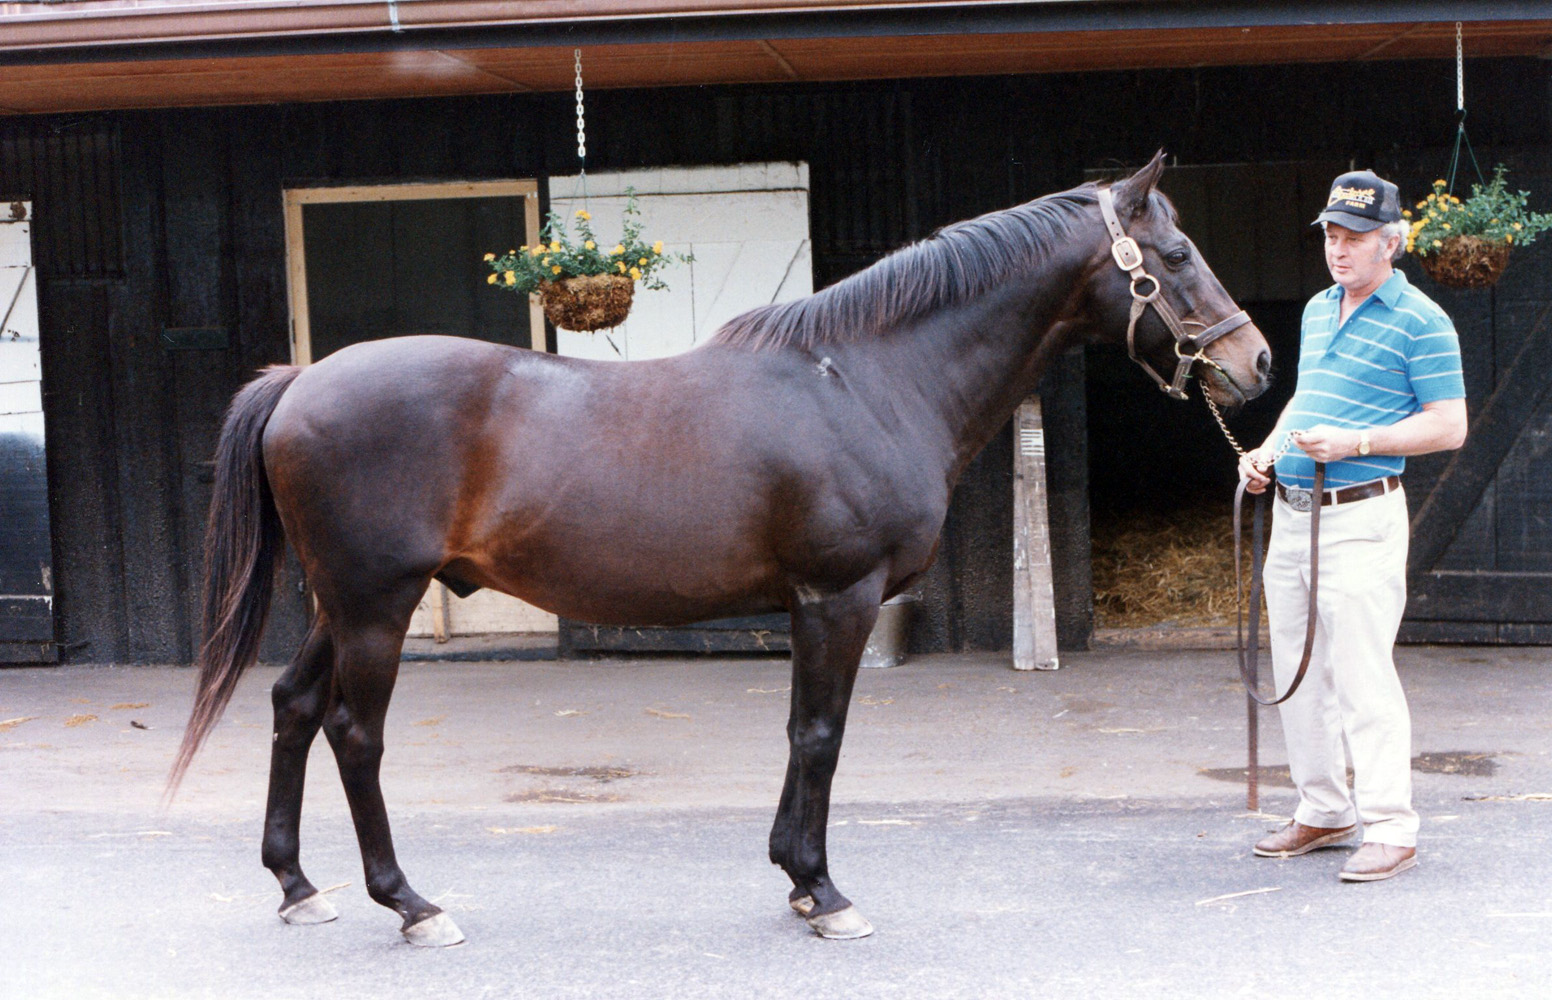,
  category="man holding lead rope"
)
[1238,170,1467,881]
